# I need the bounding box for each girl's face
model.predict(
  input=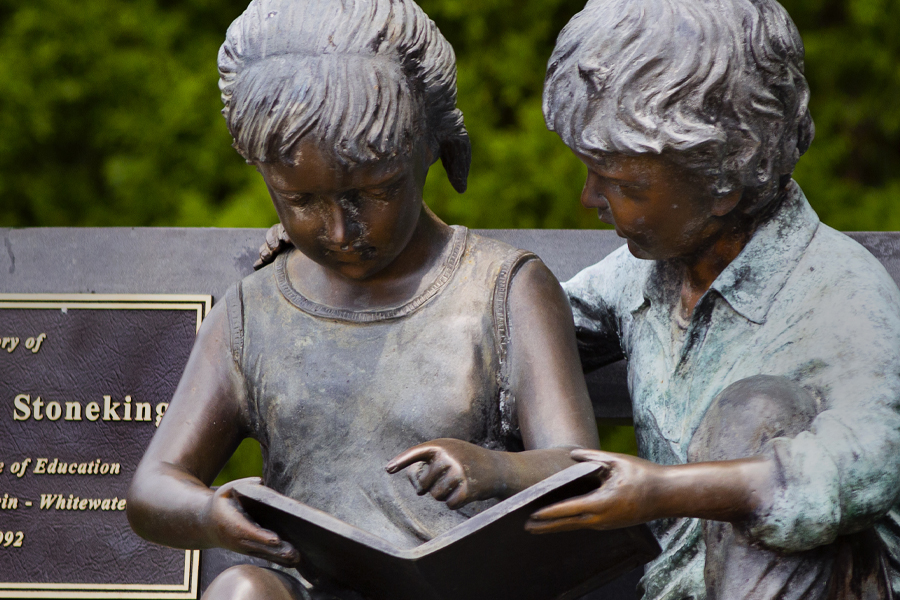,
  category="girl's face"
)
[257,139,430,280]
